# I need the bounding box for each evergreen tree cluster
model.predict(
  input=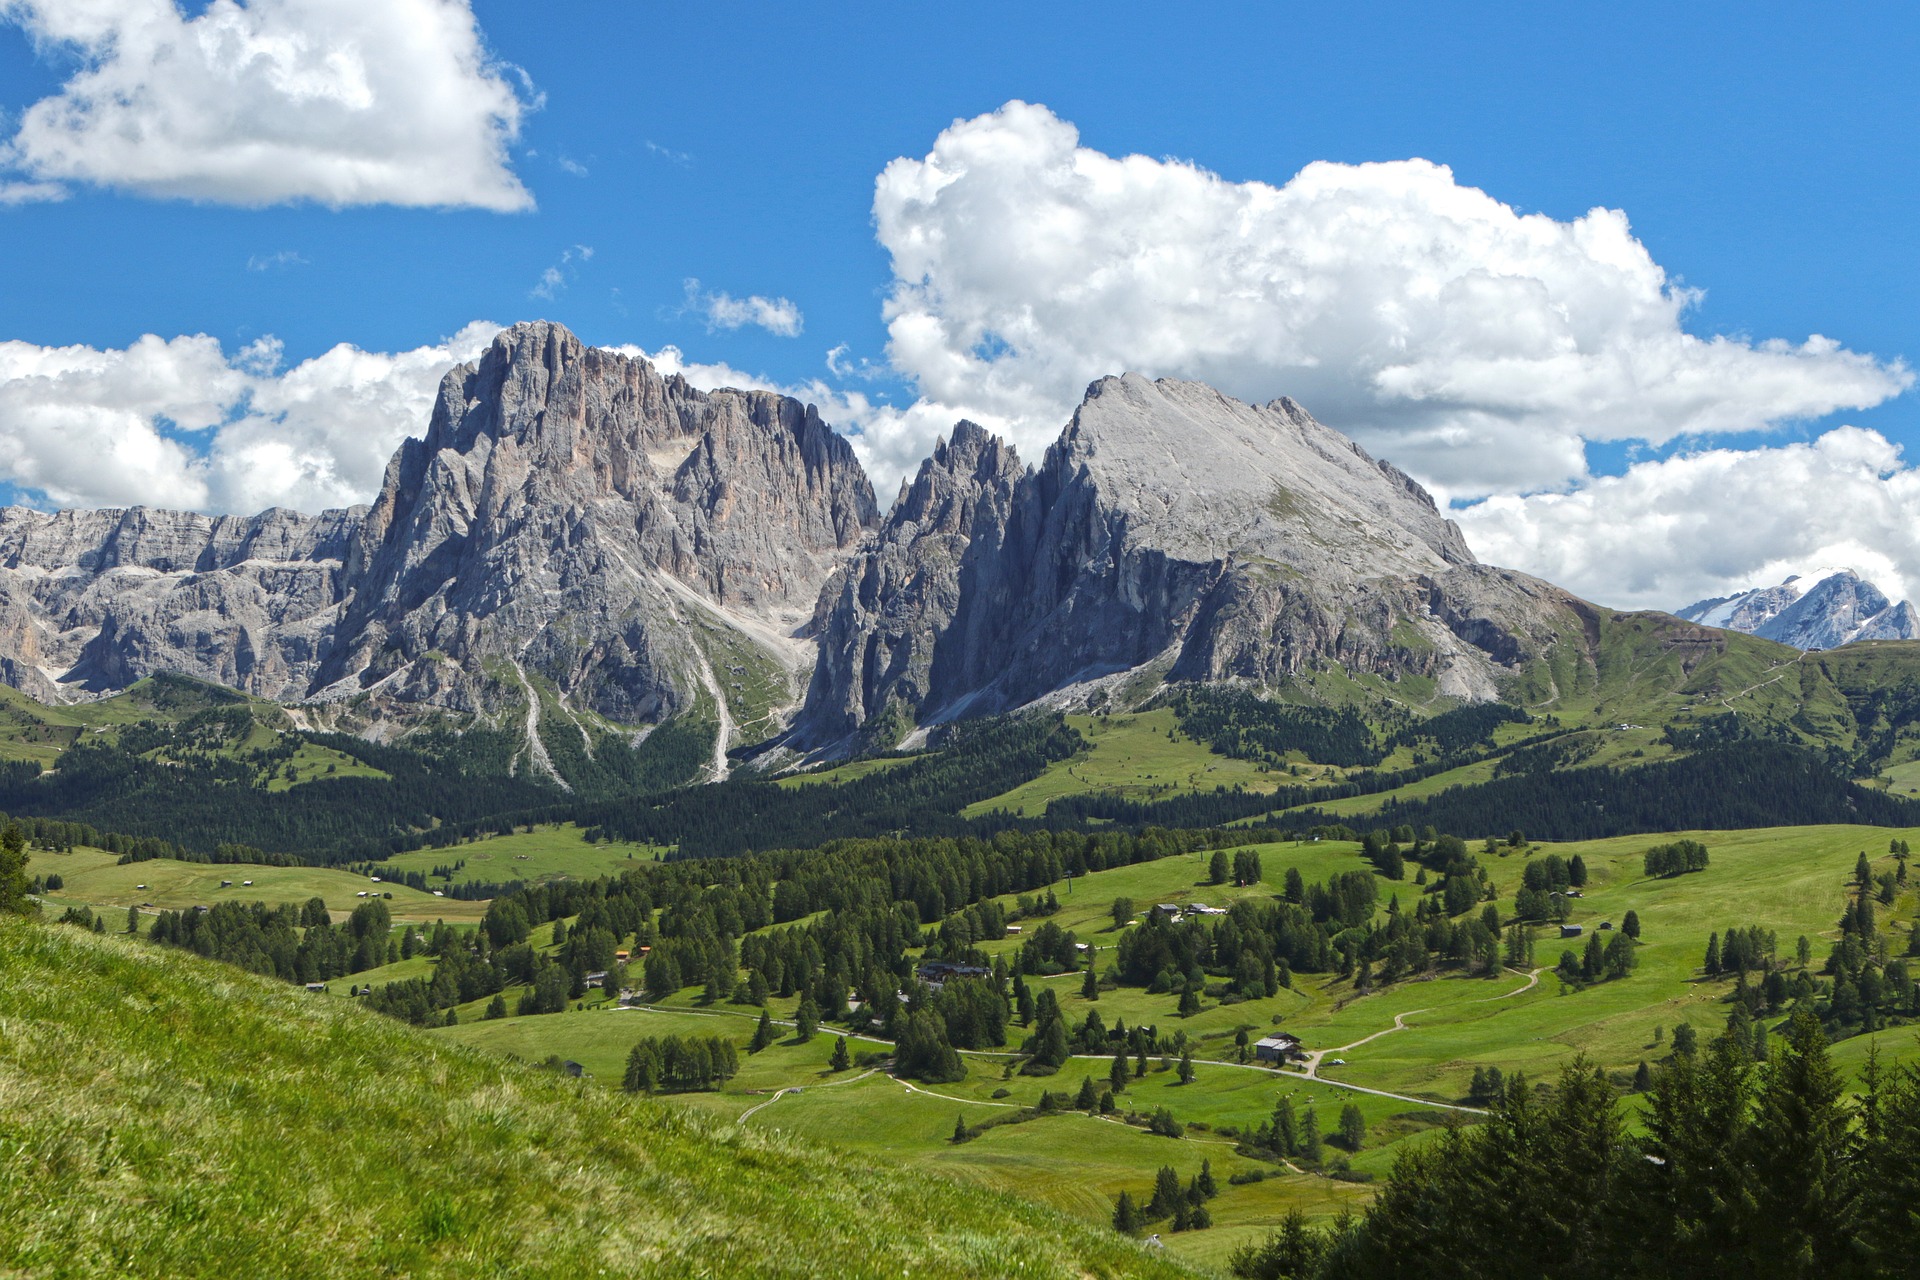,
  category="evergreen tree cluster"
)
[146,896,396,985]
[1645,838,1711,878]
[1553,929,1637,987]
[570,713,1086,859]
[1171,690,1389,769]
[1113,1159,1220,1234]
[622,1034,740,1092]
[1288,742,1920,843]
[1243,1012,1920,1278]
[0,730,557,863]
[1816,868,1920,1038]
